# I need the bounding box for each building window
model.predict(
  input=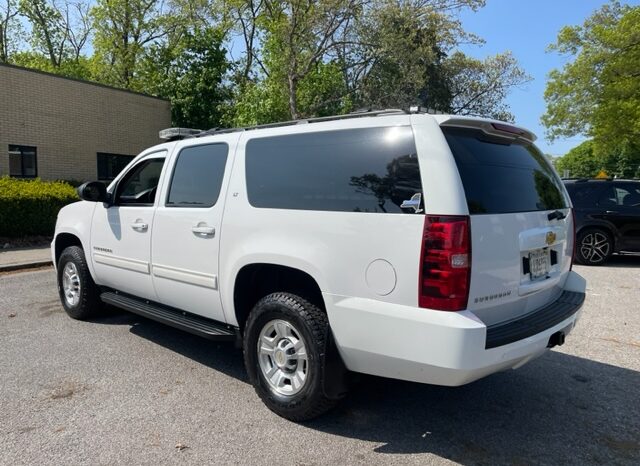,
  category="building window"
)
[9,145,37,178]
[97,153,134,181]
